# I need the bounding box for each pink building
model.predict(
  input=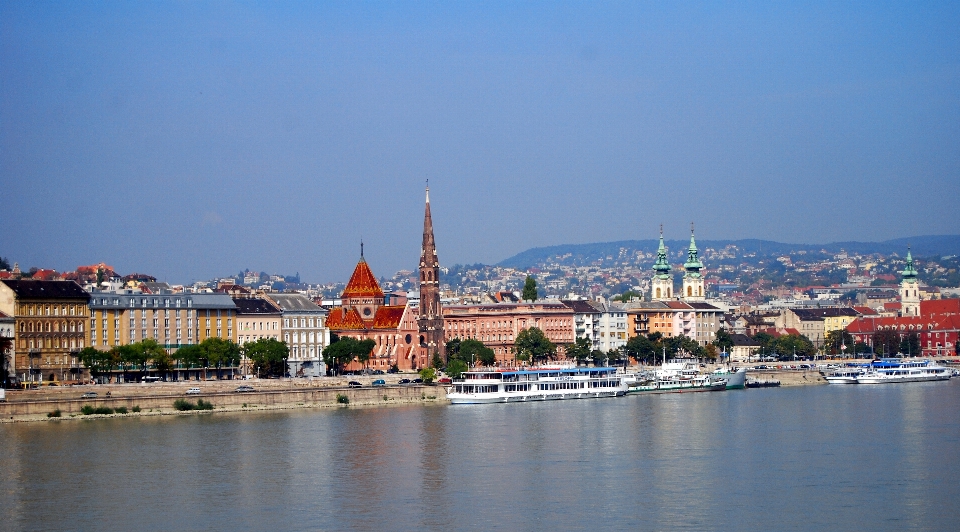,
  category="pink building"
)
[443,302,575,365]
